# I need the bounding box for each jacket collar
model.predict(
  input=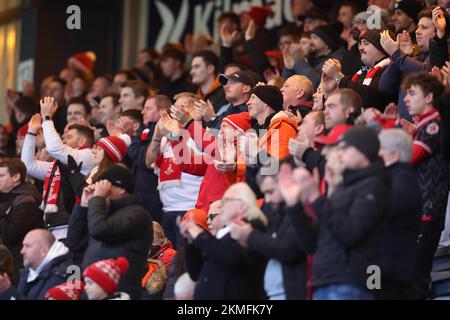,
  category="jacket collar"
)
[197,78,222,99]
[416,108,440,129]
[110,194,142,213]
[343,158,389,187]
